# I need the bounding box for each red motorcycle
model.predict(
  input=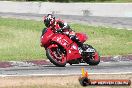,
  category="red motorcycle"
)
[41,28,100,67]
